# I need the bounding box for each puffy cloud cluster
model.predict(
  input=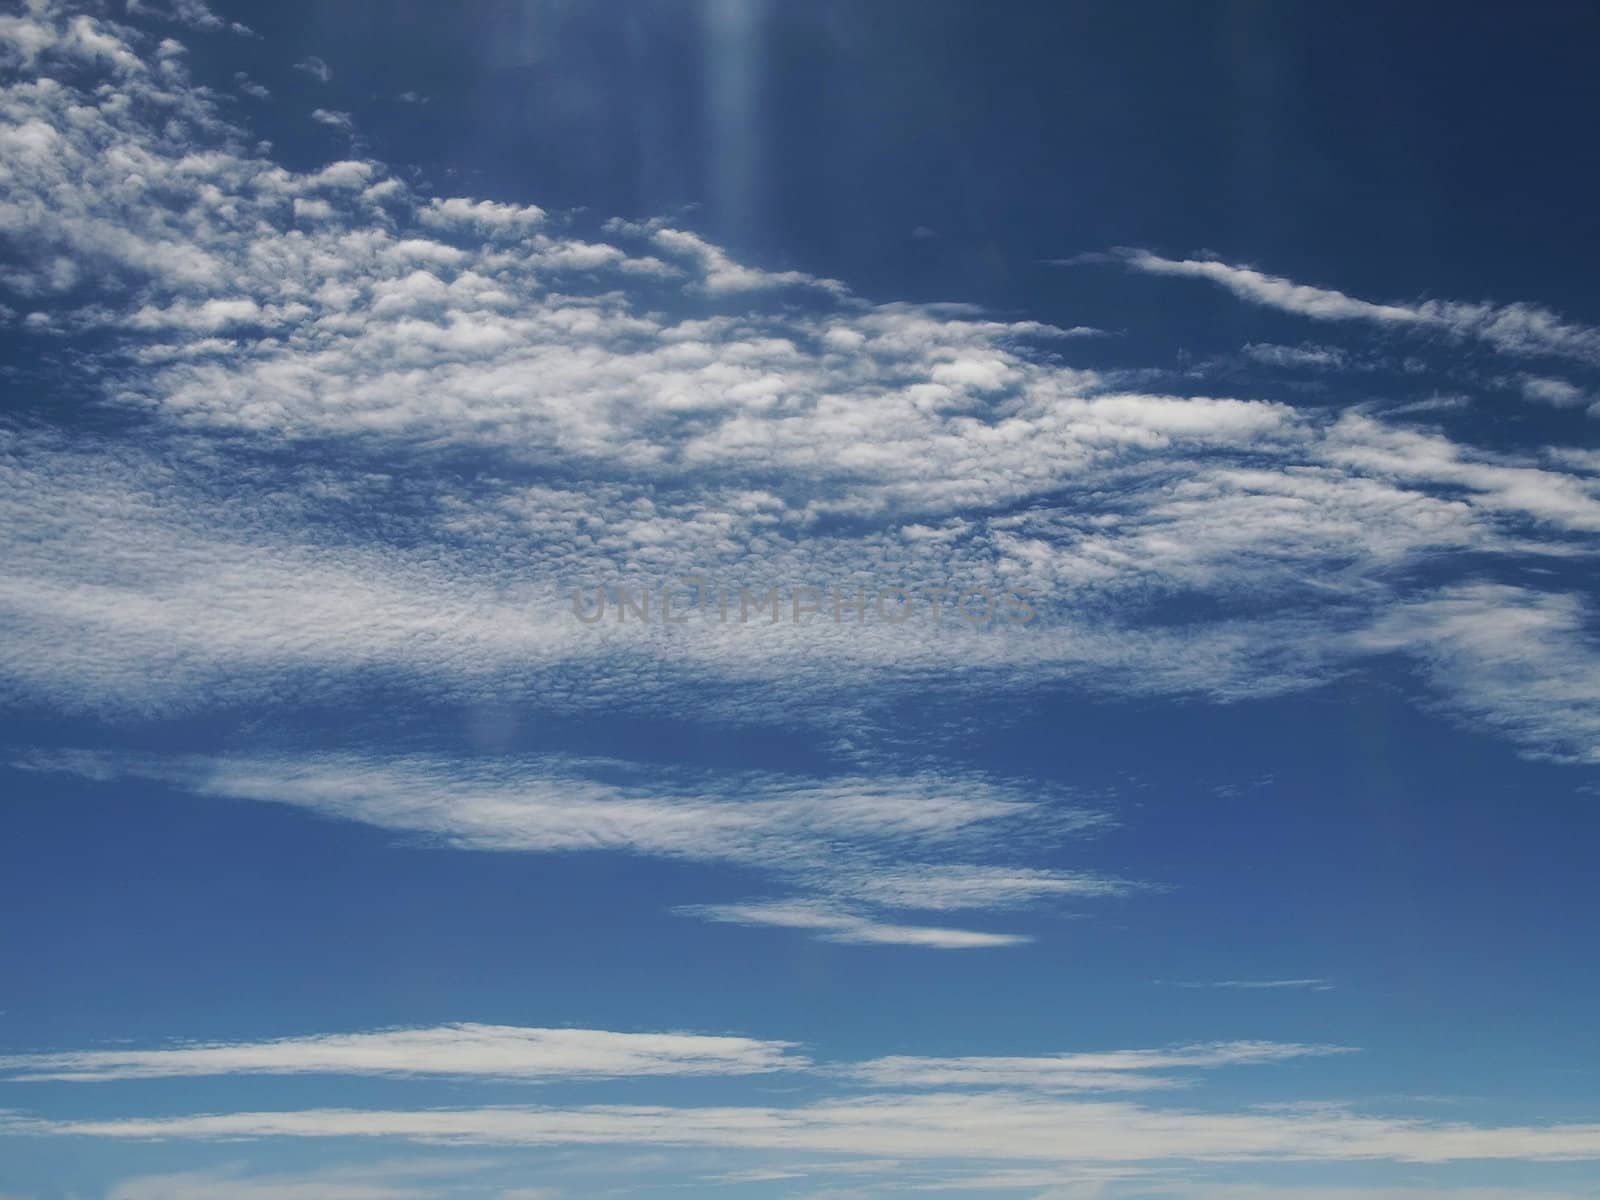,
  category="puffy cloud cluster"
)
[1,11,1597,756]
